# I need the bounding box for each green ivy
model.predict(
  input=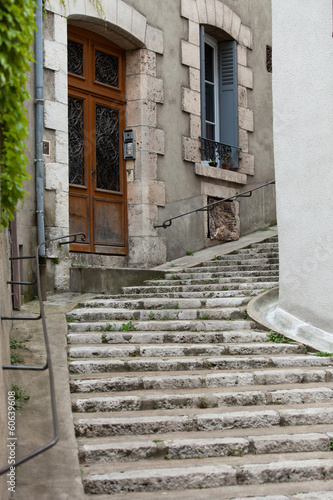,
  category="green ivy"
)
[0,0,36,229]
